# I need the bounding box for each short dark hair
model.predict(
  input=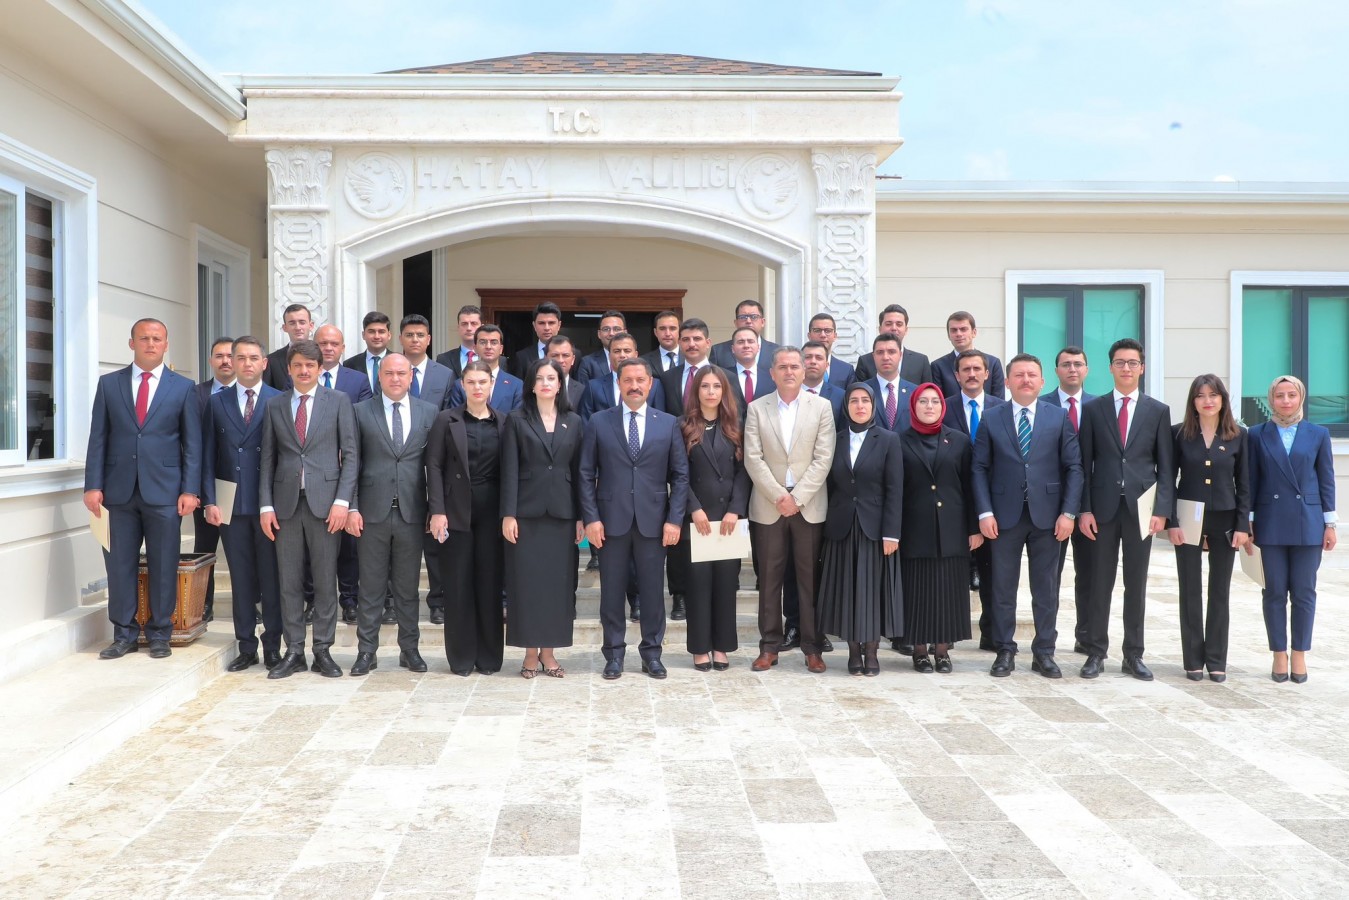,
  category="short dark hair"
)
[130,317,167,337]
[607,331,637,351]
[473,323,503,343]
[731,326,759,343]
[209,336,235,354]
[680,318,710,338]
[955,348,987,371]
[282,303,310,320]
[808,312,836,329]
[801,340,829,355]
[362,311,391,329]
[546,334,575,352]
[947,310,976,328]
[533,302,562,322]
[399,314,431,333]
[232,335,264,354]
[654,309,680,326]
[600,309,626,326]
[1006,352,1042,376]
[286,339,322,365]
[872,333,902,350]
[615,357,652,379]
[1055,345,1088,366]
[1109,337,1144,363]
[735,299,764,317]
[456,305,482,321]
[878,304,909,325]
